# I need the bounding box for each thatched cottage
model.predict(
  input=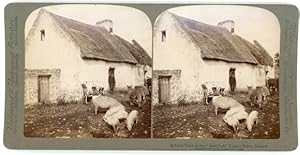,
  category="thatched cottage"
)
[25,9,152,105]
[152,12,273,105]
